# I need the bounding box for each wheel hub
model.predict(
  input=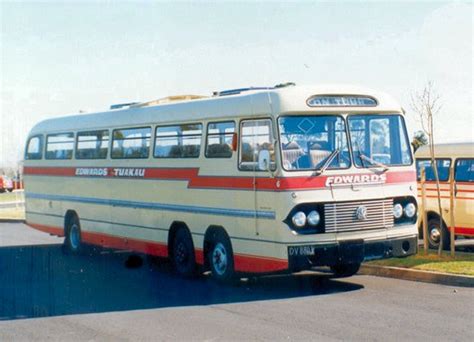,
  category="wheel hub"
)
[212,243,227,276]
[70,223,80,250]
[430,227,441,243]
